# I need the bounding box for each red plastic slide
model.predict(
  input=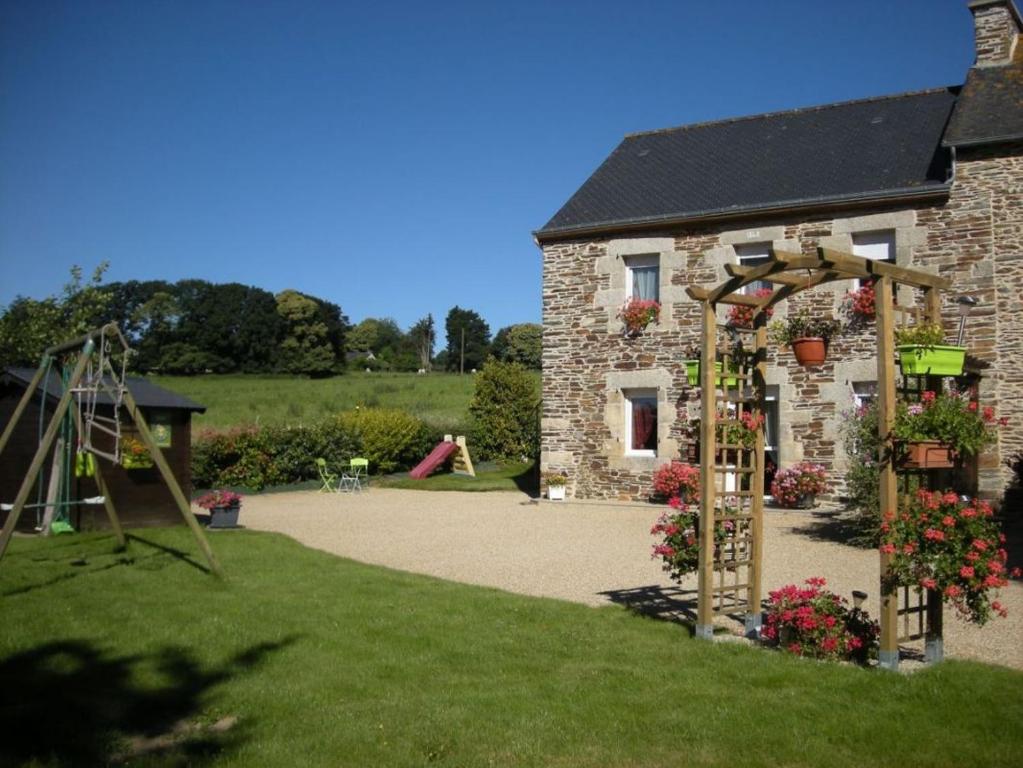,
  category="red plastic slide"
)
[410,441,458,479]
